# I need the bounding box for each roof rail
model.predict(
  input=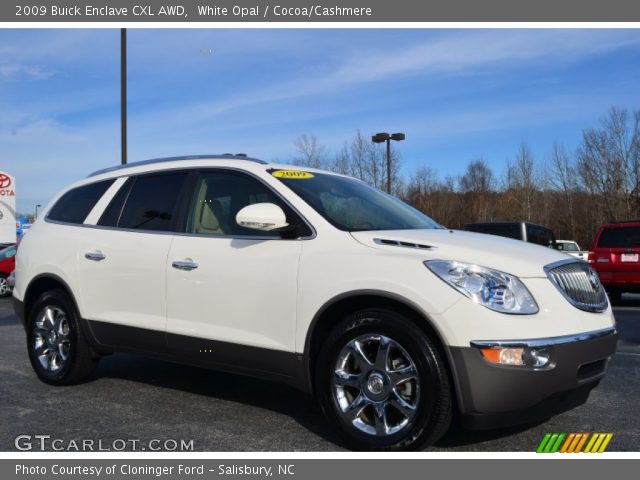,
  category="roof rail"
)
[87,154,267,178]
